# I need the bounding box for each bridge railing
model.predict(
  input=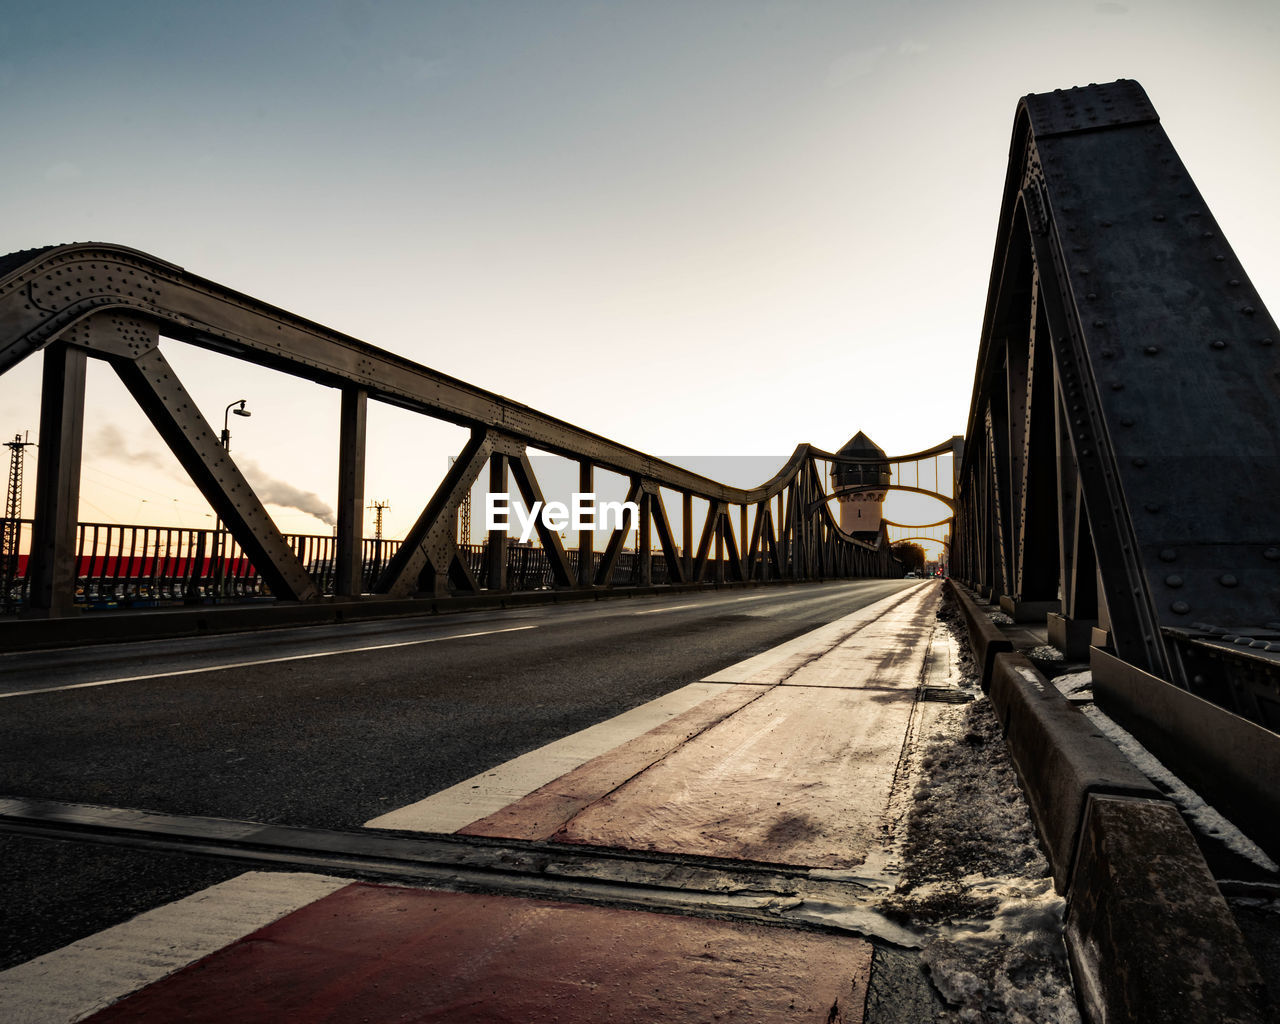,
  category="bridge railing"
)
[0,517,693,612]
